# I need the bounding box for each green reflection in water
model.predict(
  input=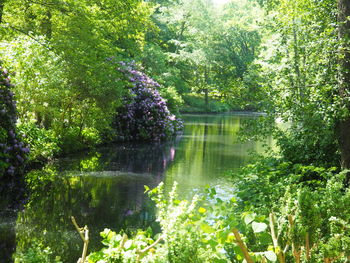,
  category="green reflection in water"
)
[15,166,158,263]
[0,113,274,263]
[163,114,274,194]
